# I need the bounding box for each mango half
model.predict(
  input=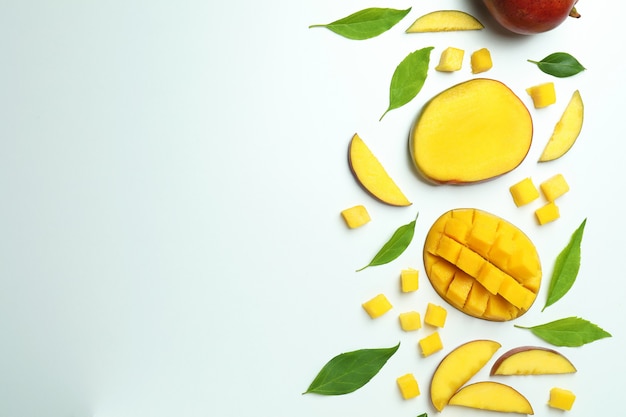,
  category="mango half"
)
[410,78,532,184]
[423,208,541,321]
